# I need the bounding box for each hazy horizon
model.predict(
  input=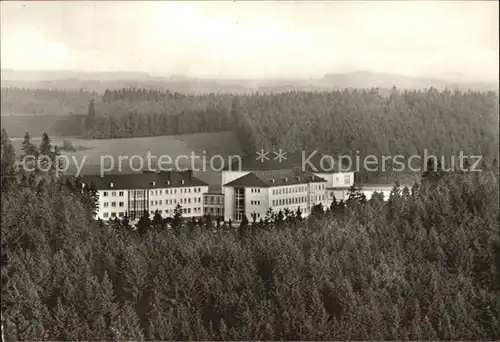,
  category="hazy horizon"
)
[1,1,498,82]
